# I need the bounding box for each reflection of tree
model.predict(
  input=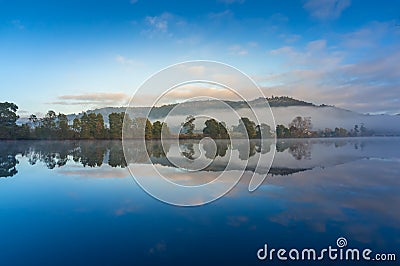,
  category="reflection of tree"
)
[181,143,195,160]
[75,142,106,167]
[216,141,229,157]
[27,148,70,169]
[147,141,170,158]
[275,140,312,160]
[236,141,256,160]
[276,141,290,152]
[202,140,229,159]
[108,142,127,167]
[0,153,18,177]
[254,140,271,154]
[288,142,311,160]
